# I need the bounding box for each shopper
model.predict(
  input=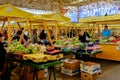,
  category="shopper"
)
[31,29,38,44]
[12,30,29,44]
[83,31,90,42]
[69,29,76,38]
[24,29,29,37]
[39,29,46,40]
[2,30,8,40]
[79,30,90,43]
[49,30,54,39]
[0,33,6,75]
[101,25,111,37]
